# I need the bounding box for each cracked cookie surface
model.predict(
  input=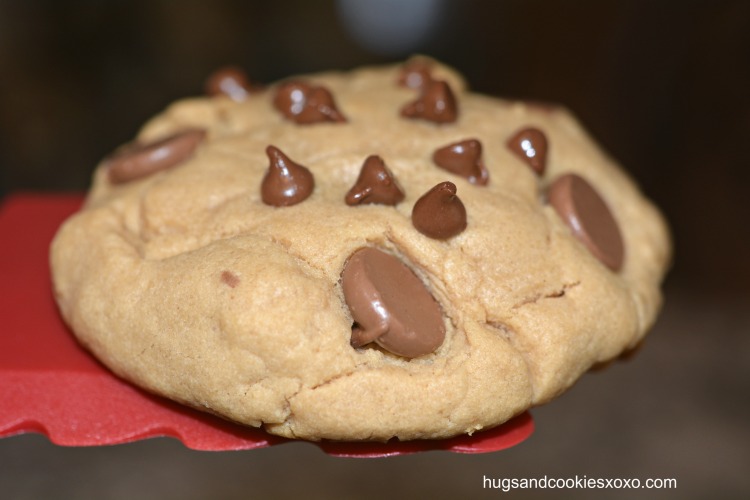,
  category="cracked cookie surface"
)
[50,58,671,441]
